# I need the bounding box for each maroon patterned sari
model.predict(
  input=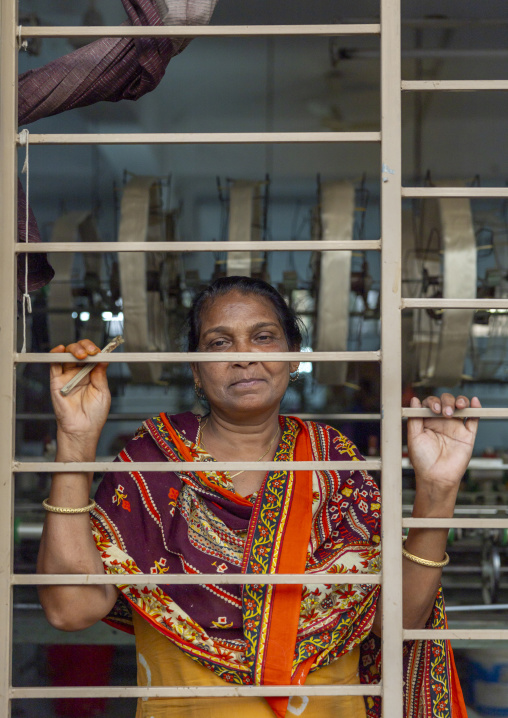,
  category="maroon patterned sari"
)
[90,411,466,717]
